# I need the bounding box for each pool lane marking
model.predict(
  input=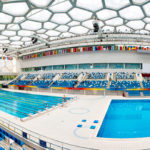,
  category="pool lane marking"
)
[0,93,62,105]
[0,93,62,103]
[0,92,63,103]
[0,96,47,110]
[0,98,56,112]
[0,100,38,113]
[0,94,52,106]
[0,94,63,111]
[0,104,28,117]
[0,95,42,106]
